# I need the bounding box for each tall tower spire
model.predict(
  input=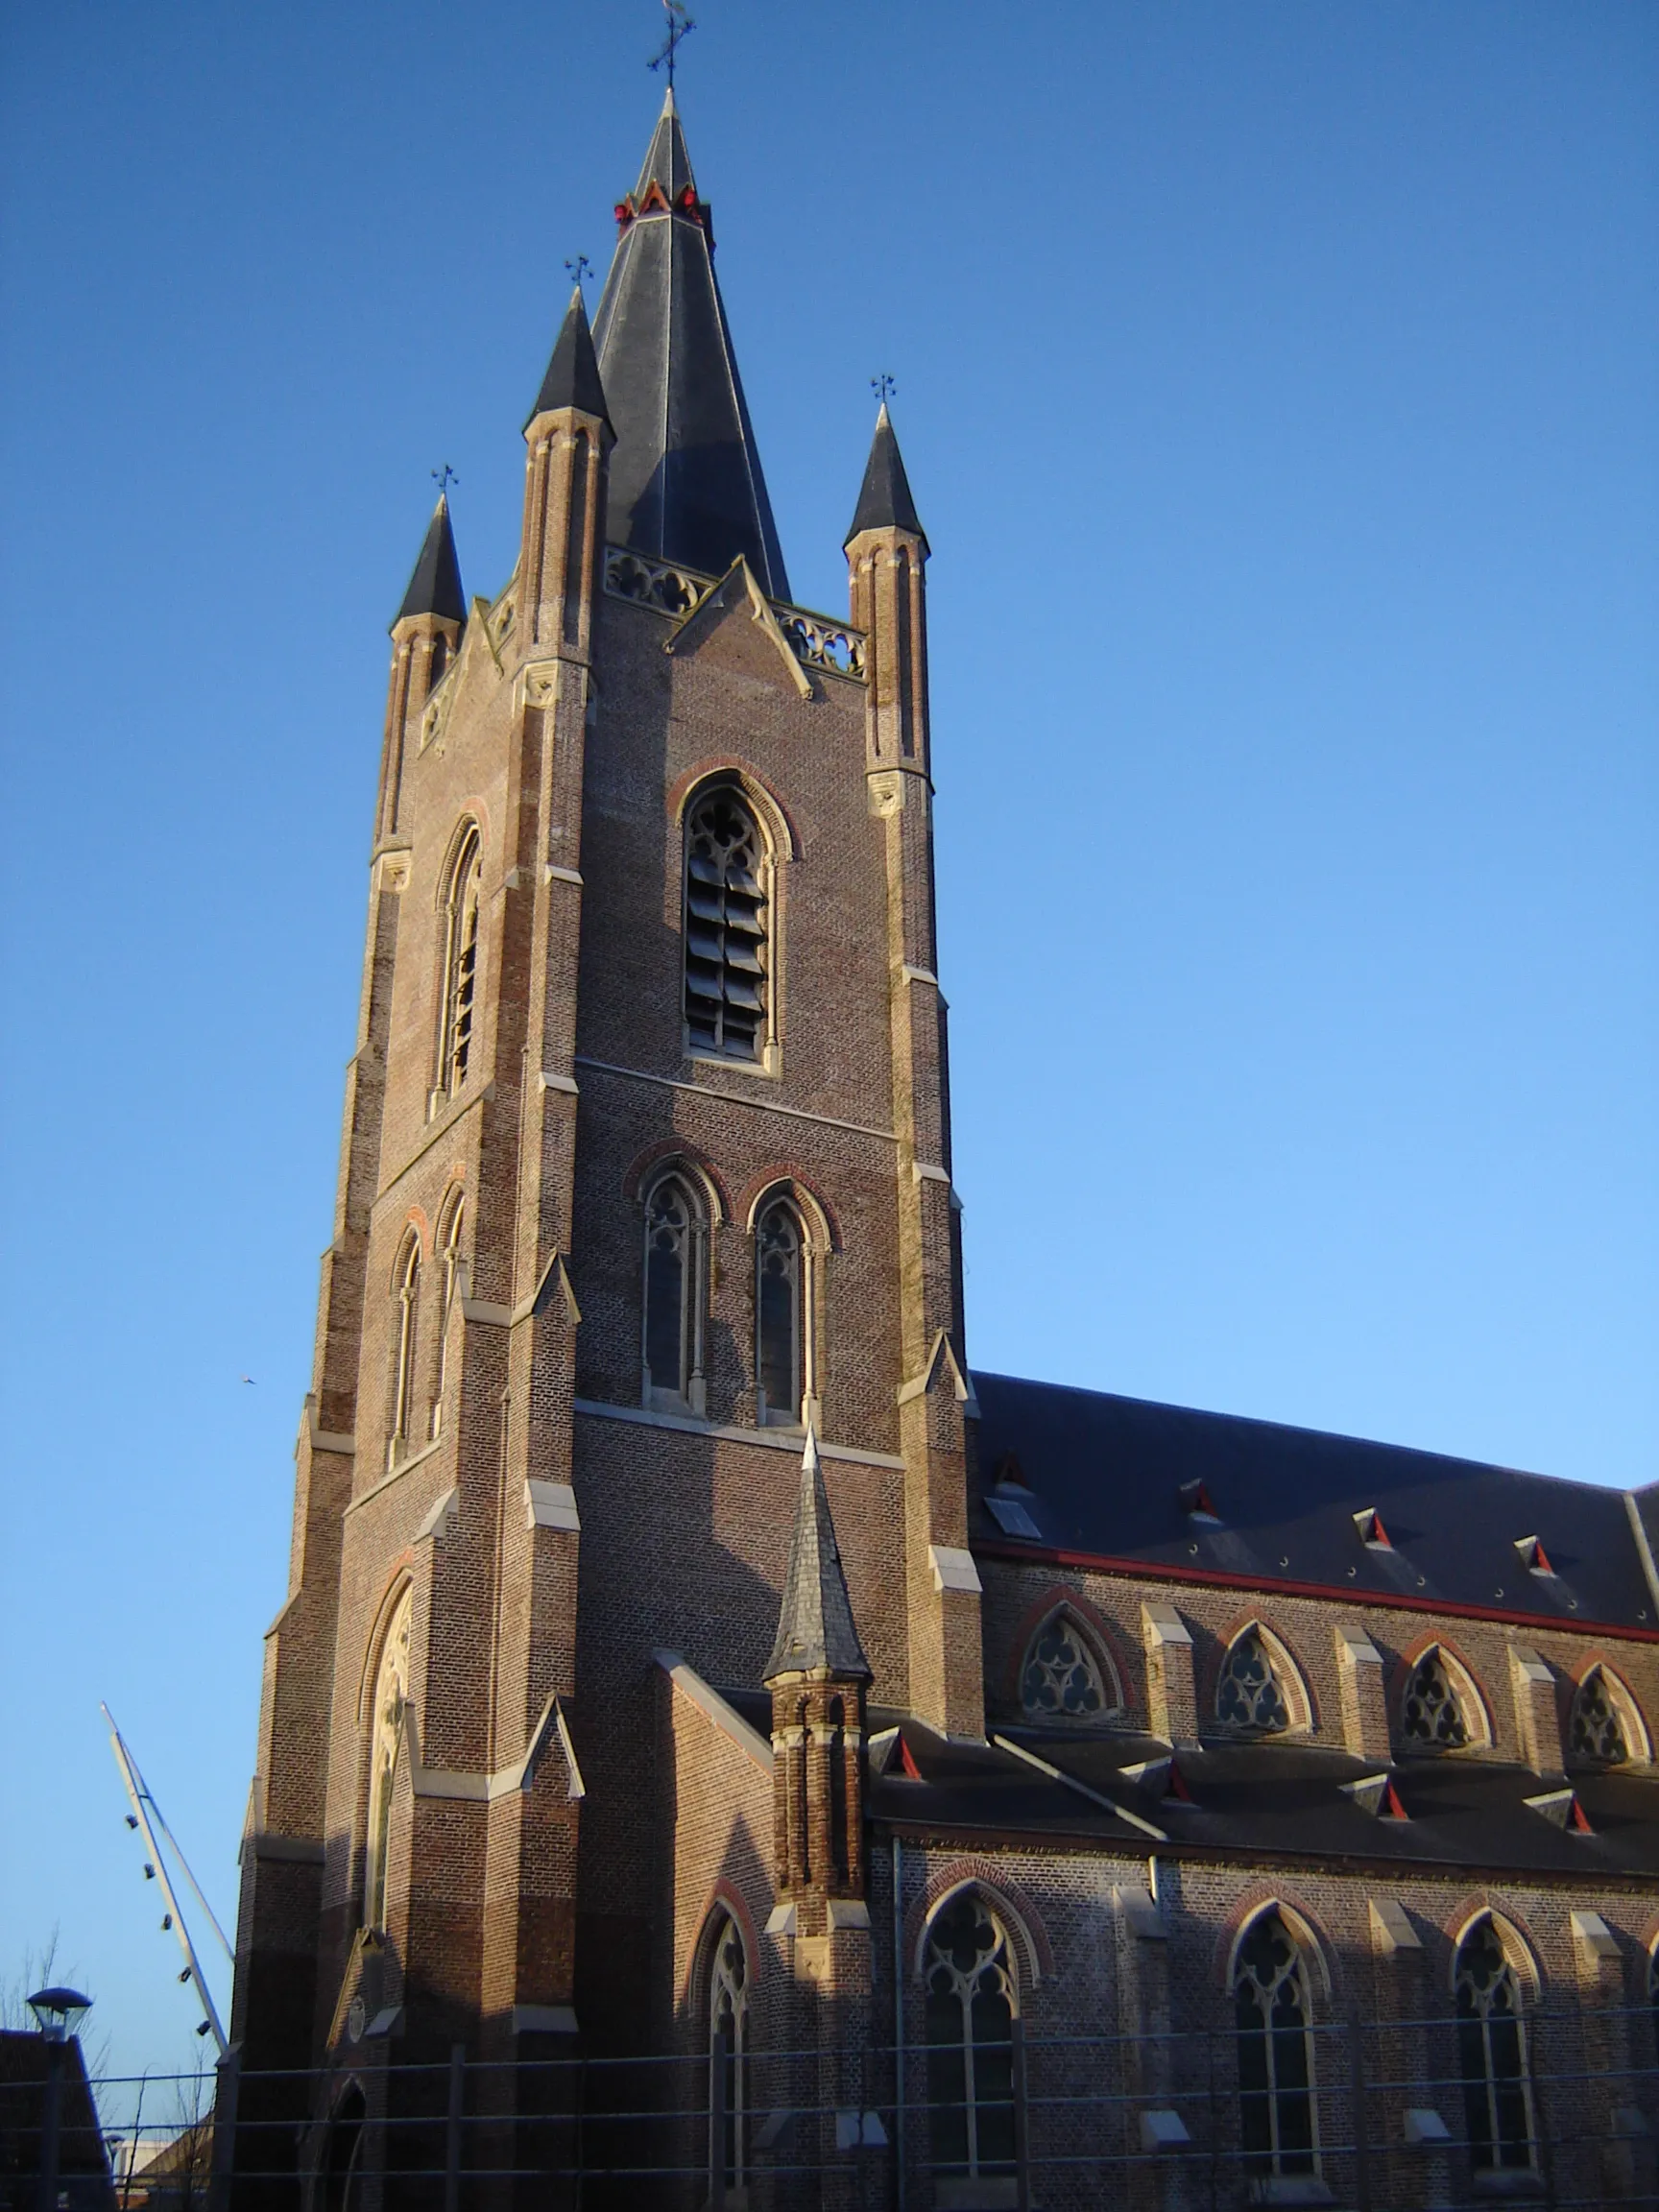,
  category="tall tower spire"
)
[591,93,790,597]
